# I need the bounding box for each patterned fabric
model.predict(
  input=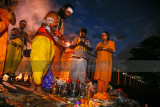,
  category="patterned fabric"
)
[74,37,86,51]
[18,28,28,48]
[71,37,91,59]
[57,15,64,35]
[69,36,92,84]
